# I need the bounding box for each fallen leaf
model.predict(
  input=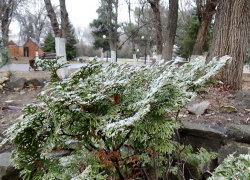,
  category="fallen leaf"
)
[245,118,250,123]
[5,100,13,103]
[245,109,250,113]
[223,106,237,112]
[114,94,121,103]
[109,94,121,104]
[14,88,22,91]
[179,114,188,118]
